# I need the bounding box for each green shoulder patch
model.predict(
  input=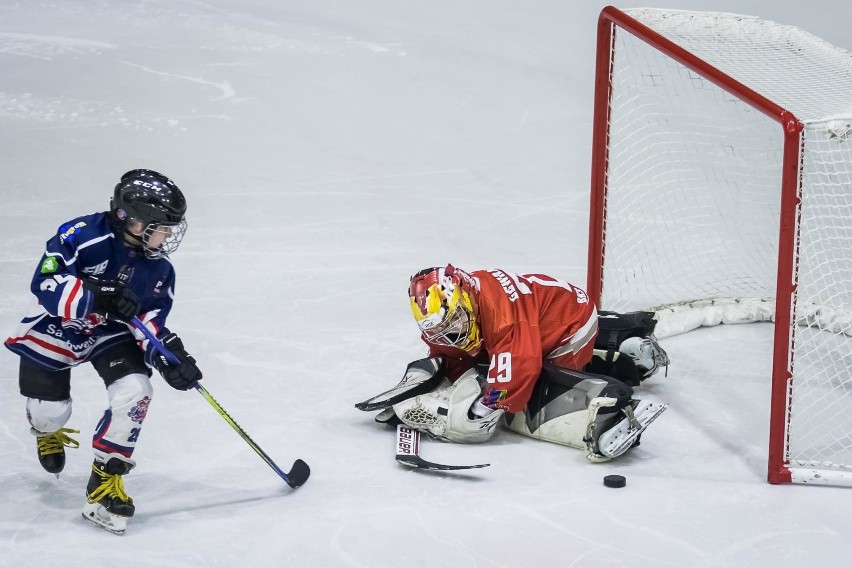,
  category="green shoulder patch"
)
[40,257,59,274]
